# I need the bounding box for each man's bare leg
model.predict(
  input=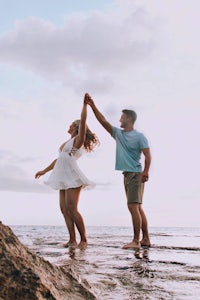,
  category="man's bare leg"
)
[59,190,77,248]
[139,205,151,247]
[66,187,88,249]
[122,203,141,249]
